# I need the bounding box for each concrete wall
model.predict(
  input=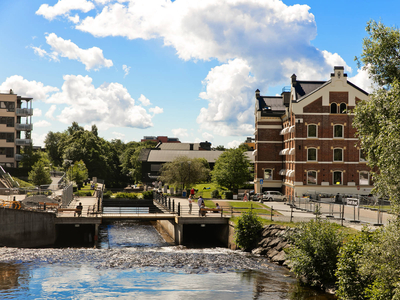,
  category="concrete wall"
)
[0,208,56,247]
